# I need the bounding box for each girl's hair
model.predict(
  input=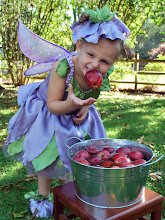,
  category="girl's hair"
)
[78,13,135,61]
[119,42,135,61]
[78,13,90,24]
